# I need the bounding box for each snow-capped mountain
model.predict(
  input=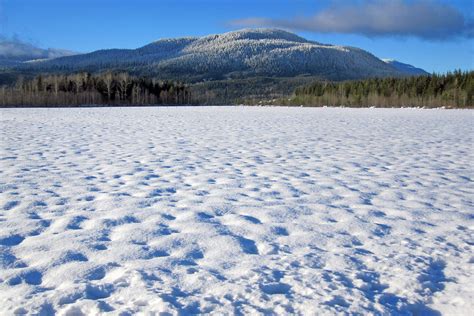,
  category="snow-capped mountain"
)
[0,39,77,66]
[382,59,428,75]
[19,29,417,80]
